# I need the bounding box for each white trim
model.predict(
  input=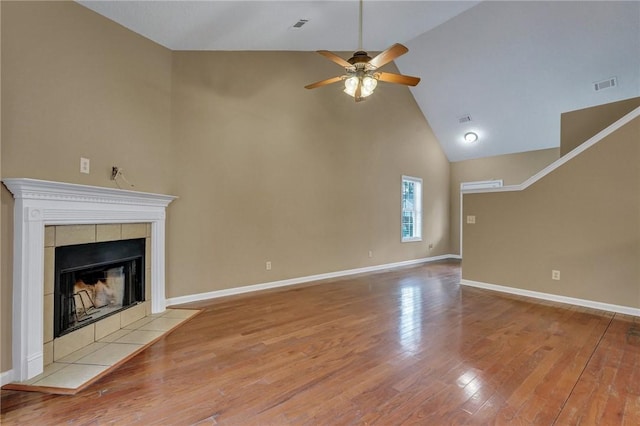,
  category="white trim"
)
[461,106,640,195]
[167,254,459,307]
[1,369,15,387]
[2,178,177,382]
[460,180,503,191]
[401,237,422,243]
[460,279,640,317]
[2,178,176,206]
